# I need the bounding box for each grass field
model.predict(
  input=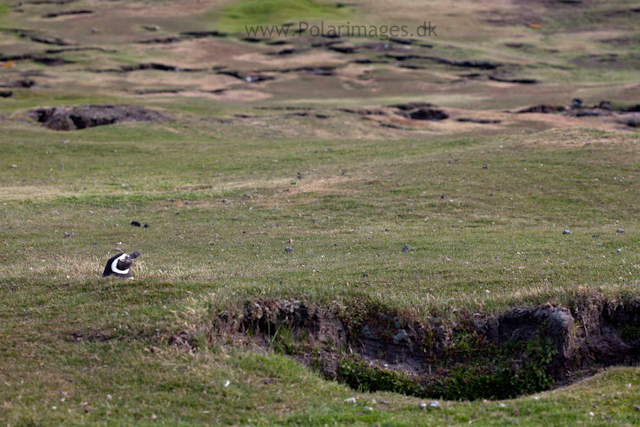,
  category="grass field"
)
[1,0,640,425]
